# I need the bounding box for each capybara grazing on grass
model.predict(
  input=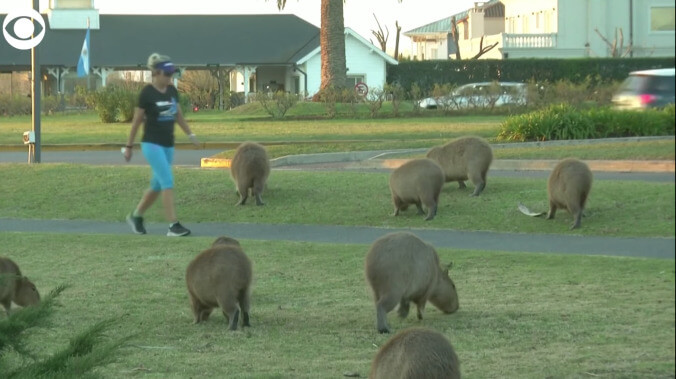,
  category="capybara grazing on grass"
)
[0,257,40,316]
[389,158,445,221]
[547,158,593,229]
[365,232,459,333]
[426,136,493,196]
[185,236,252,330]
[369,328,461,379]
[230,142,270,206]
